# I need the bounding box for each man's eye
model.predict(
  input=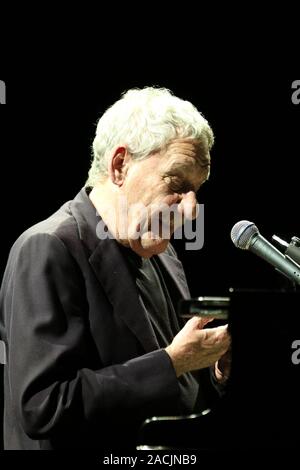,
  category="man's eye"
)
[163,175,194,194]
[169,181,180,191]
[172,184,186,192]
[165,176,183,191]
[171,180,192,193]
